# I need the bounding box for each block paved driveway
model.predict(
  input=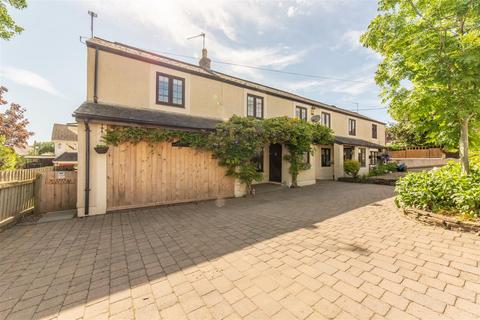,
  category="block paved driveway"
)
[1,182,479,320]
